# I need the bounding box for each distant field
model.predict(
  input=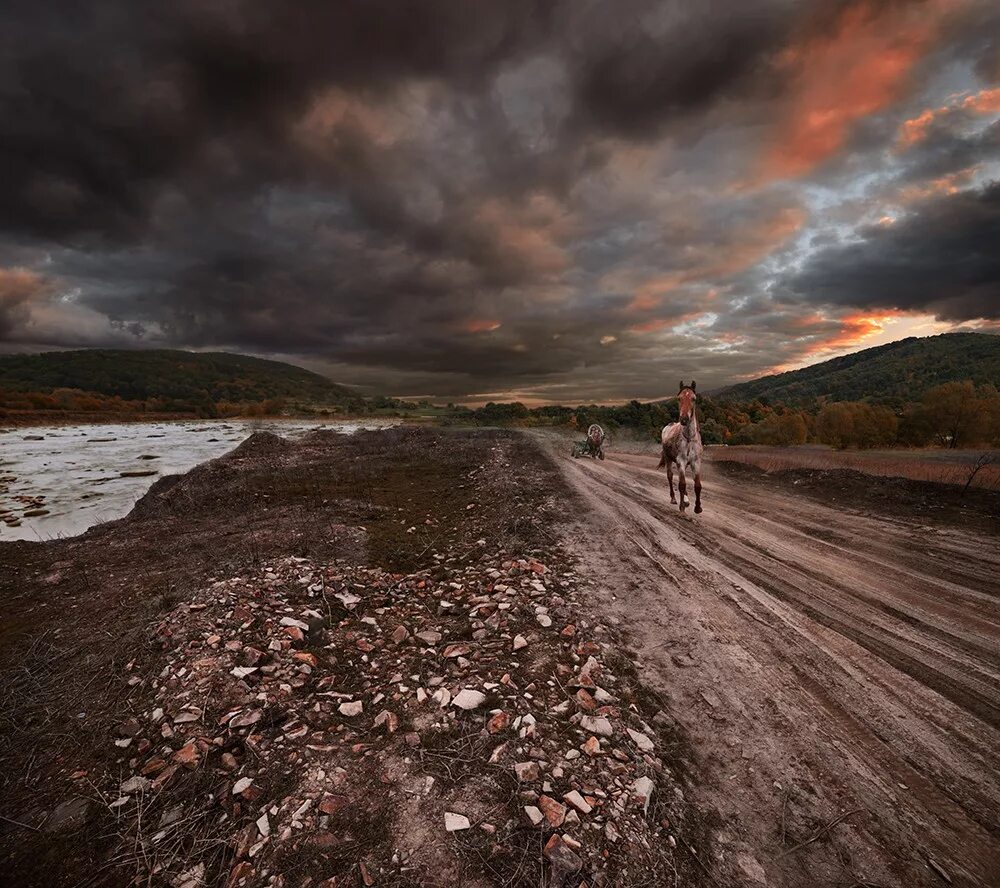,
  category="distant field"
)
[708,445,1000,490]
